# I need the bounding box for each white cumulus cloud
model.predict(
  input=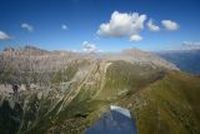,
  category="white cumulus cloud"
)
[82,41,100,53]
[21,23,34,32]
[97,11,180,42]
[161,20,179,31]
[97,11,147,42]
[147,19,160,32]
[129,34,143,42]
[0,31,11,40]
